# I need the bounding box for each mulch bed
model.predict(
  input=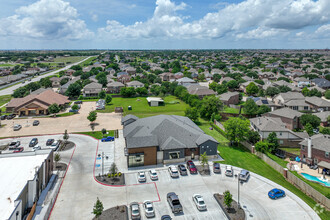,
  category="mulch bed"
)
[196,165,211,176]
[54,162,67,171]
[93,205,128,220]
[96,174,125,185]
[59,141,75,151]
[214,193,245,220]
